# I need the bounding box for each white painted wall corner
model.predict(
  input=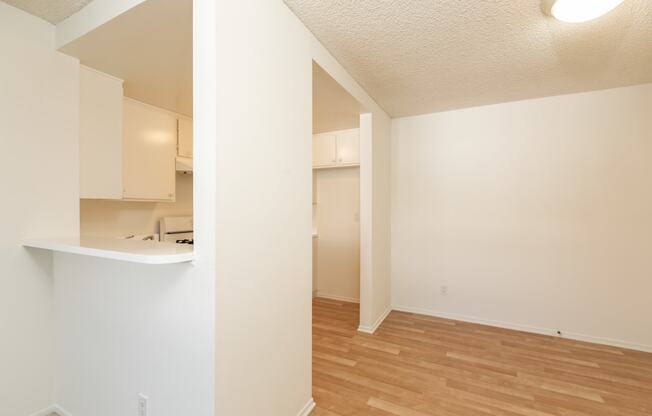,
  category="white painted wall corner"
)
[29,405,72,416]
[358,306,392,334]
[297,398,316,416]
